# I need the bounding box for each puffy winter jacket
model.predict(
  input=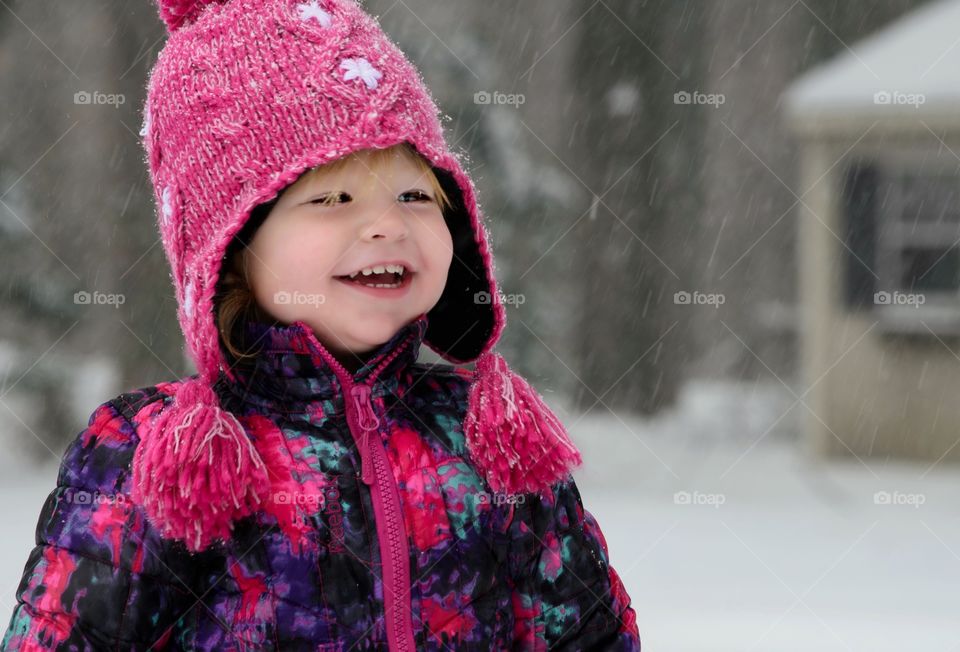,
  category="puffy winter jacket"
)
[1,317,641,651]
